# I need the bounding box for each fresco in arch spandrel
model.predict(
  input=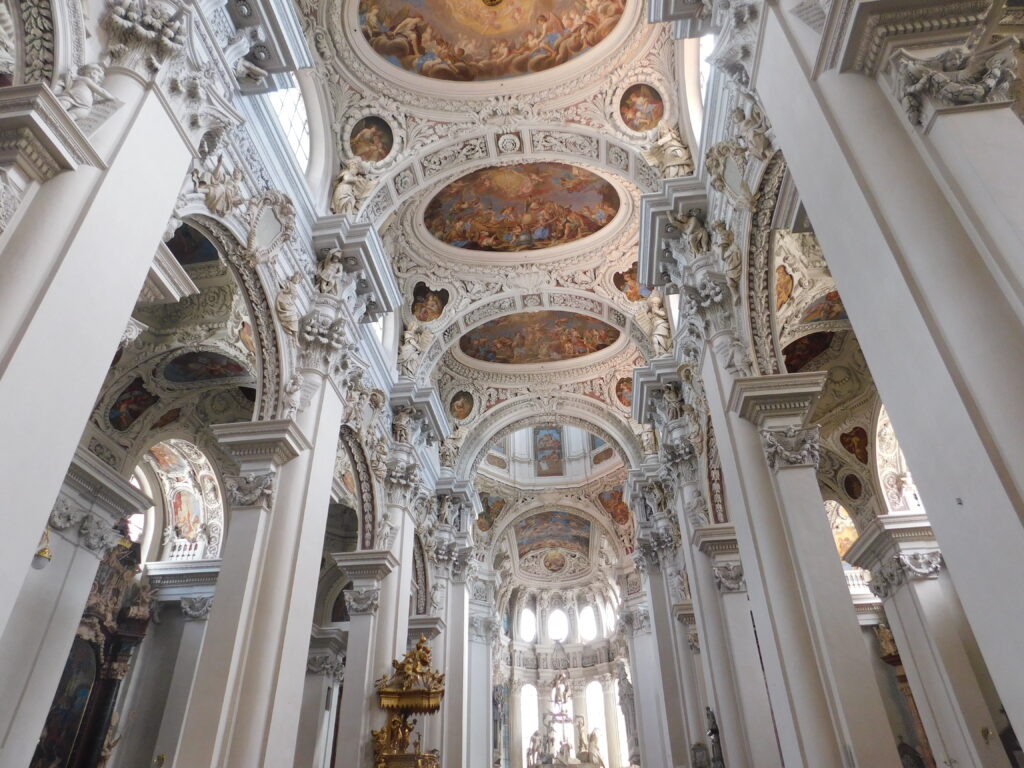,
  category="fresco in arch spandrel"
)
[424,163,618,252]
[459,310,619,364]
[359,0,625,82]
